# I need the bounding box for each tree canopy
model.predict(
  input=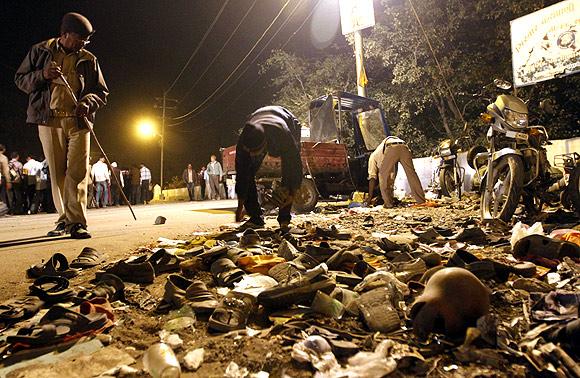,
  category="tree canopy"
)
[261,0,579,156]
